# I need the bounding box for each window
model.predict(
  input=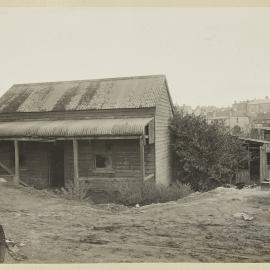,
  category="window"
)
[93,141,113,171]
[95,154,112,170]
